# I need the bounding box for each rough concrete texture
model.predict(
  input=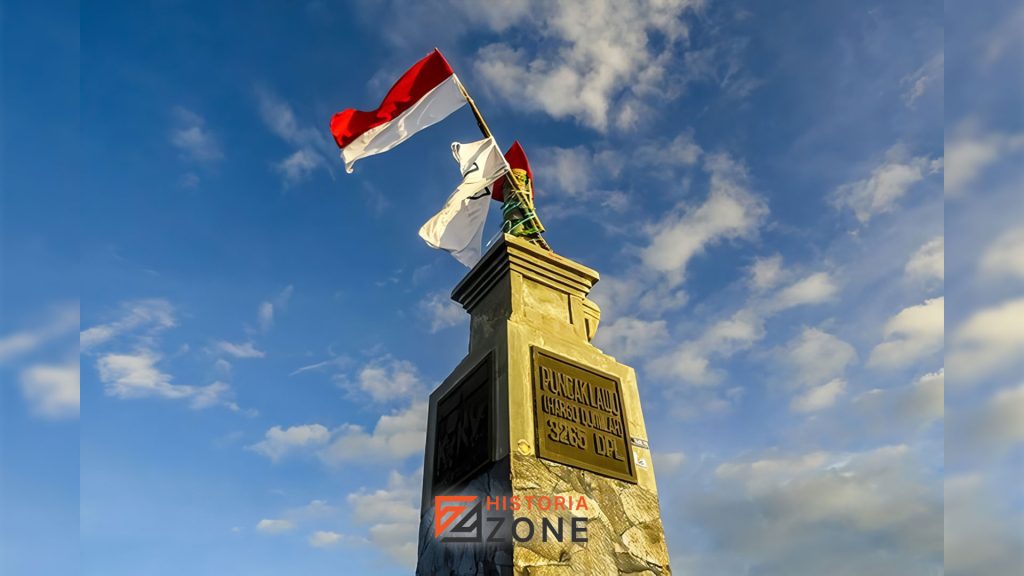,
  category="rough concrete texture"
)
[509,453,671,576]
